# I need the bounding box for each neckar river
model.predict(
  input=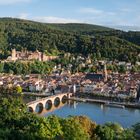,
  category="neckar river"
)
[44,101,140,128]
